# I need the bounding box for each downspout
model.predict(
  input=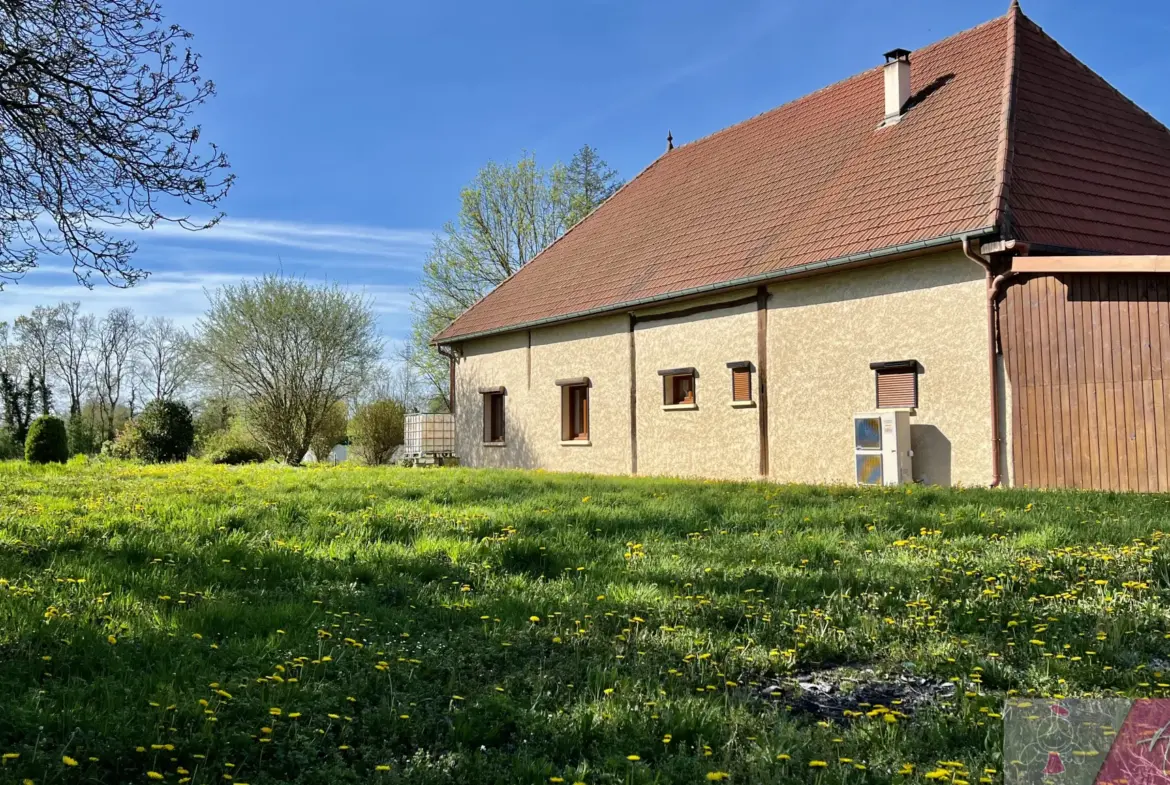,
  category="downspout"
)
[437,344,457,415]
[962,236,1005,488]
